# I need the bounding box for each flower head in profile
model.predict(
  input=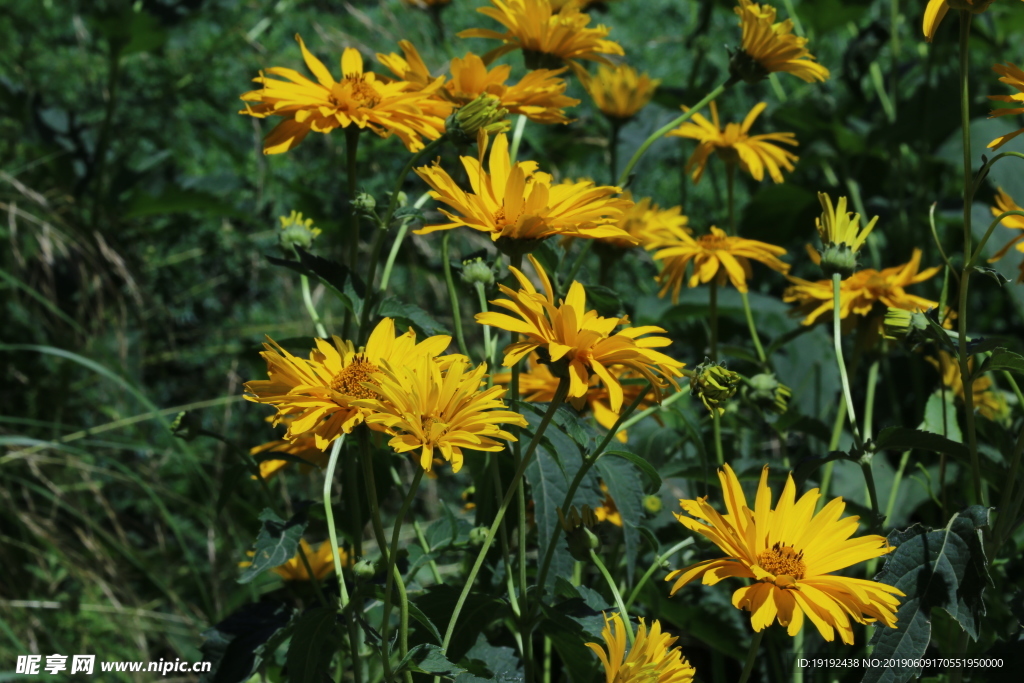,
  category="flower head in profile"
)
[667,464,903,644]
[927,351,1009,422]
[414,133,633,247]
[584,64,661,123]
[587,612,696,683]
[988,63,1024,150]
[923,0,1001,42]
[244,319,452,449]
[669,101,798,184]
[784,249,940,326]
[986,187,1024,282]
[239,35,451,154]
[730,0,829,83]
[239,539,350,581]
[354,354,527,473]
[278,210,322,252]
[460,0,624,74]
[649,227,790,300]
[813,193,879,277]
[477,256,685,409]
